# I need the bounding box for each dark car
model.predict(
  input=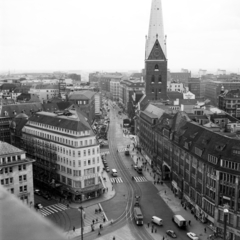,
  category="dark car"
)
[34,189,42,196]
[43,193,51,200]
[104,167,110,172]
[166,230,177,238]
